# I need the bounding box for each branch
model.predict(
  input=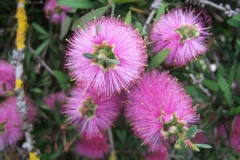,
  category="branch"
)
[189,72,211,97]
[142,0,163,36]
[13,0,38,155]
[107,129,117,160]
[186,0,240,17]
[27,27,56,78]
